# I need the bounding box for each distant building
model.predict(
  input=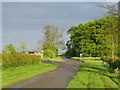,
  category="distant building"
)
[21,50,43,58]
